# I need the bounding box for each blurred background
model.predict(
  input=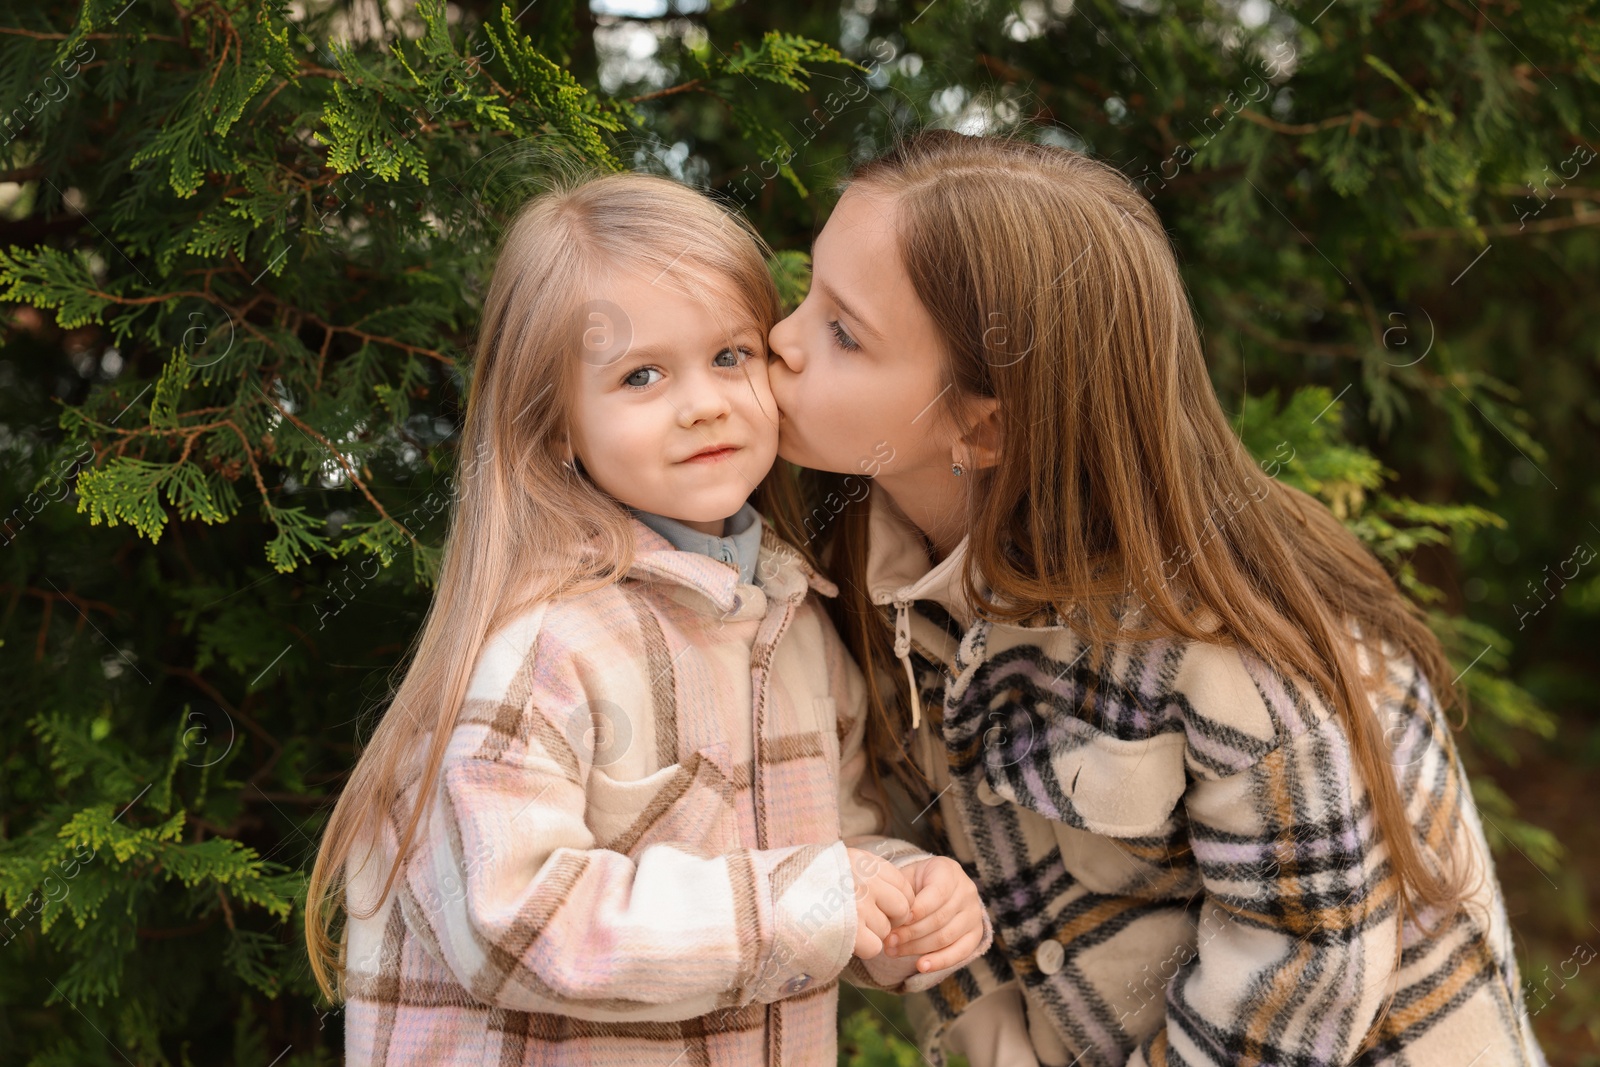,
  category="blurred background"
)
[0,0,1595,1063]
